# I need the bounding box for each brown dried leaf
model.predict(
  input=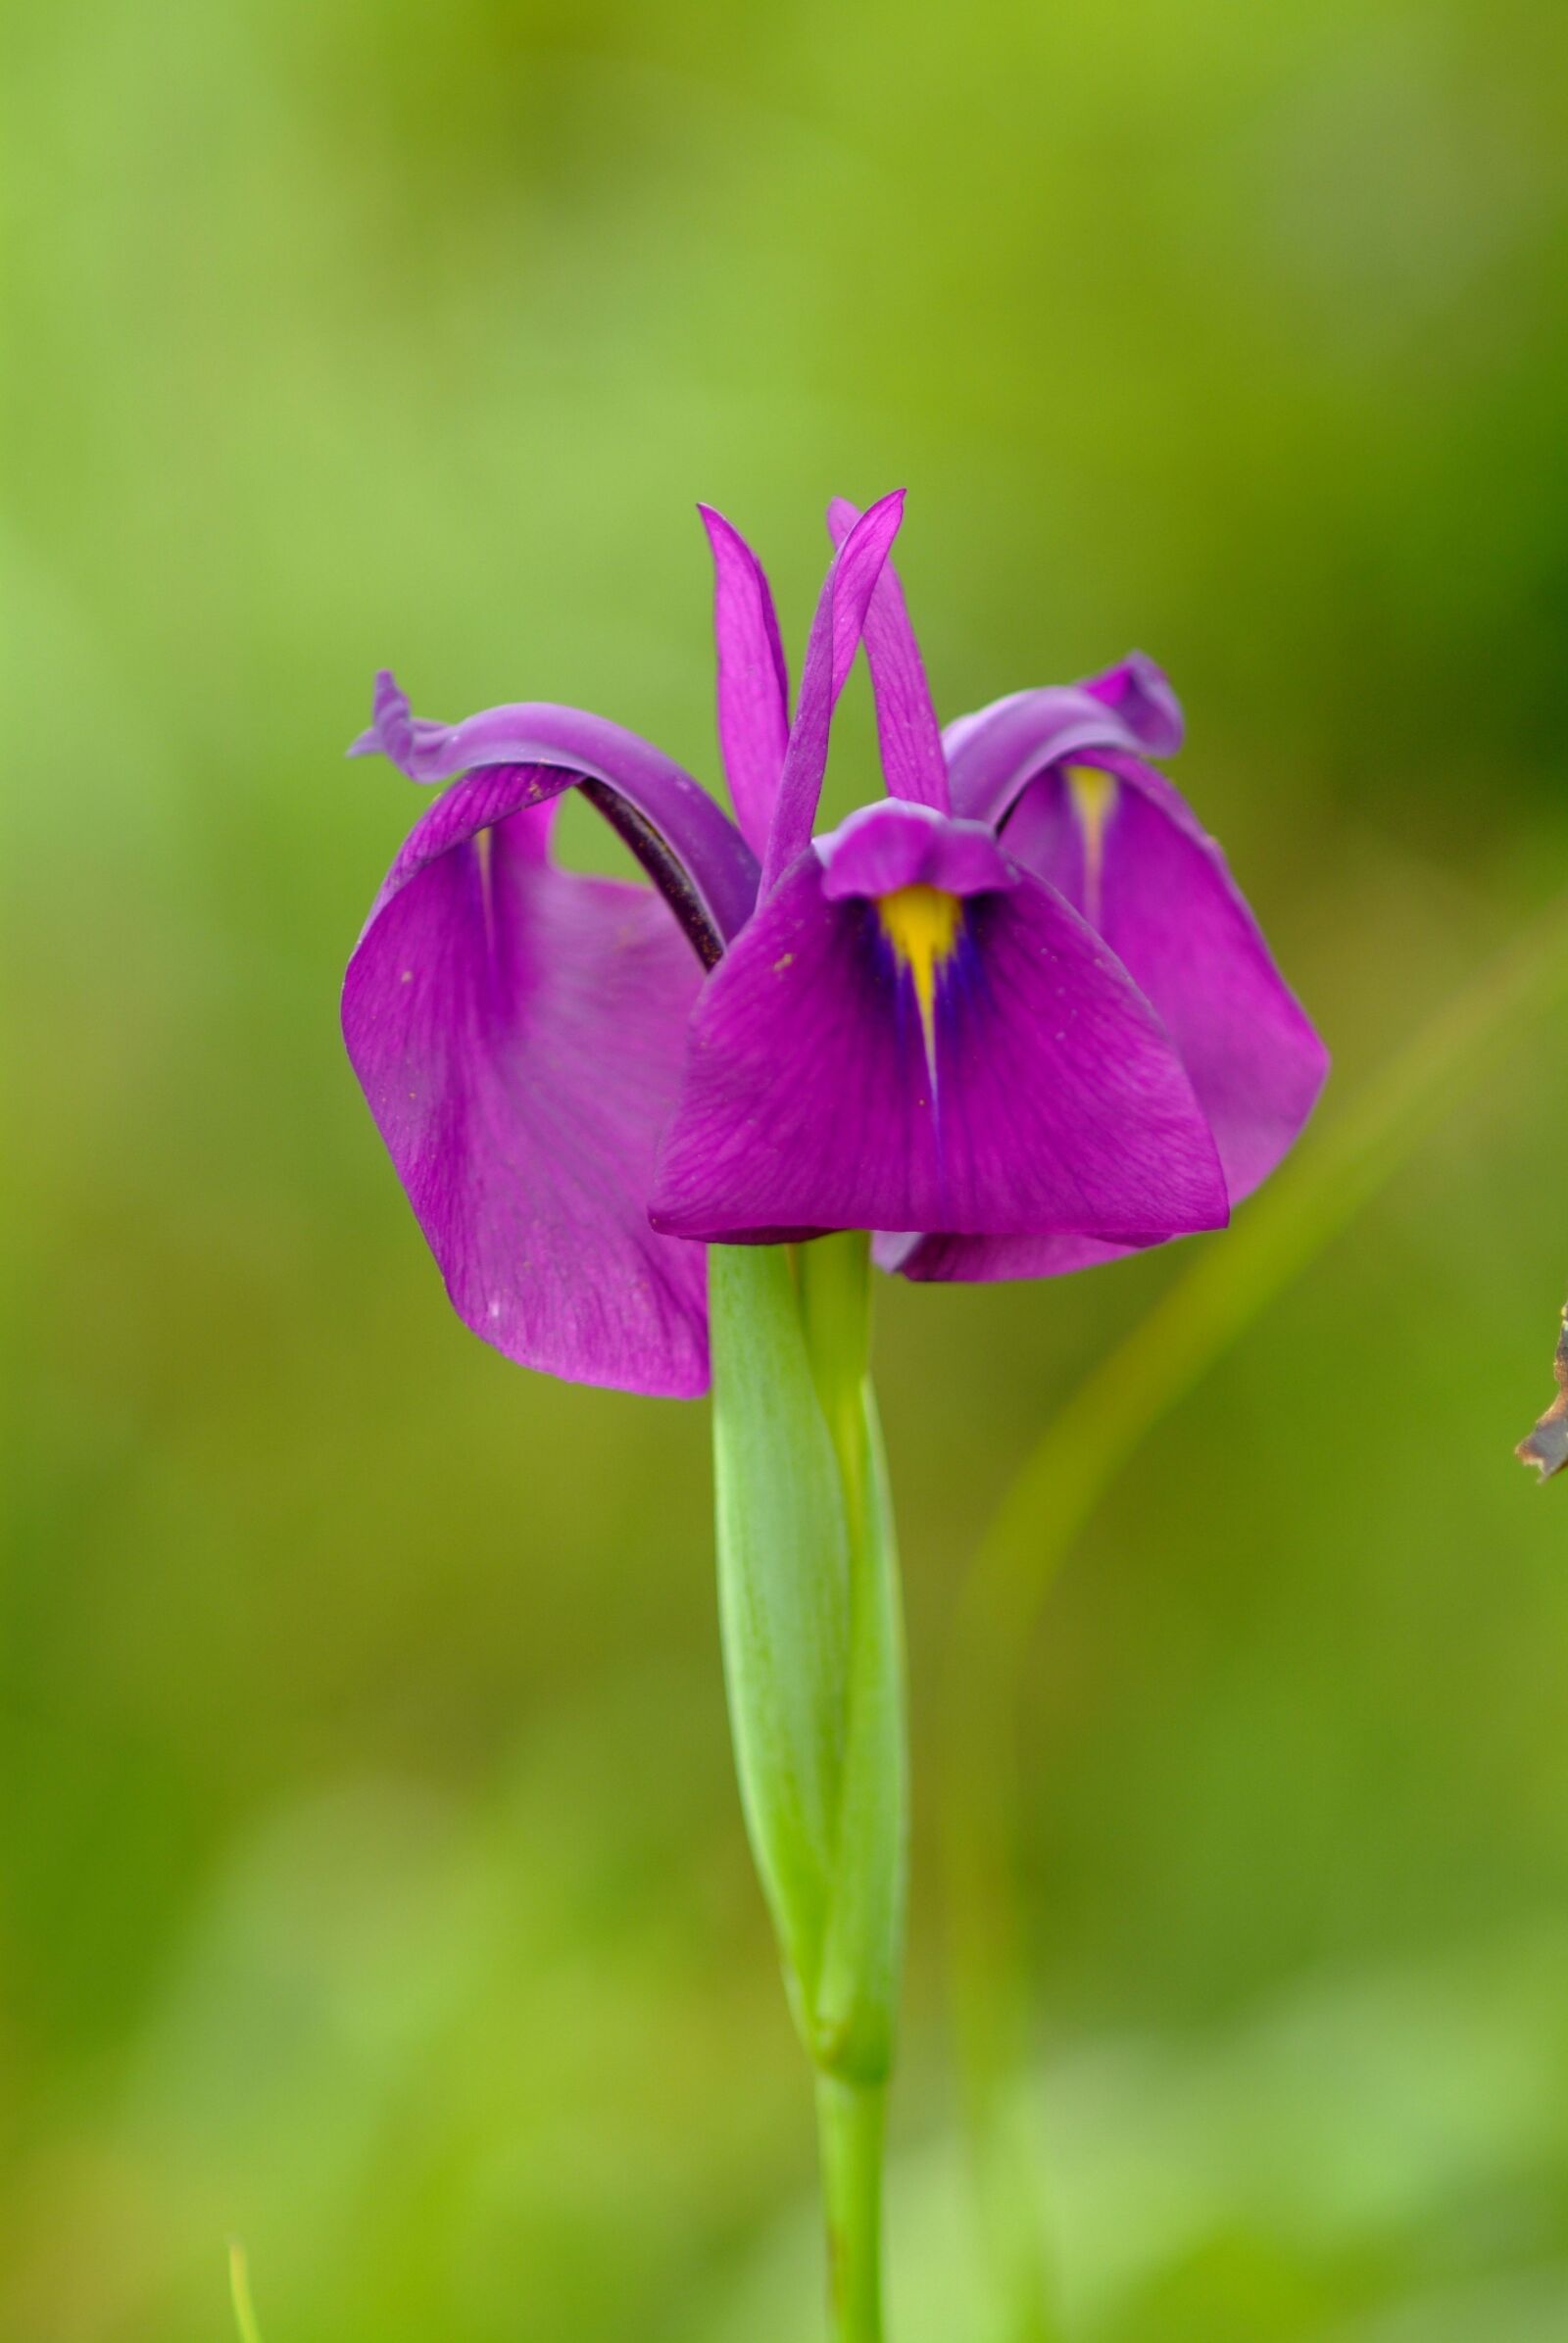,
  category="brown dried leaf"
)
[1516,1296,1568,1480]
